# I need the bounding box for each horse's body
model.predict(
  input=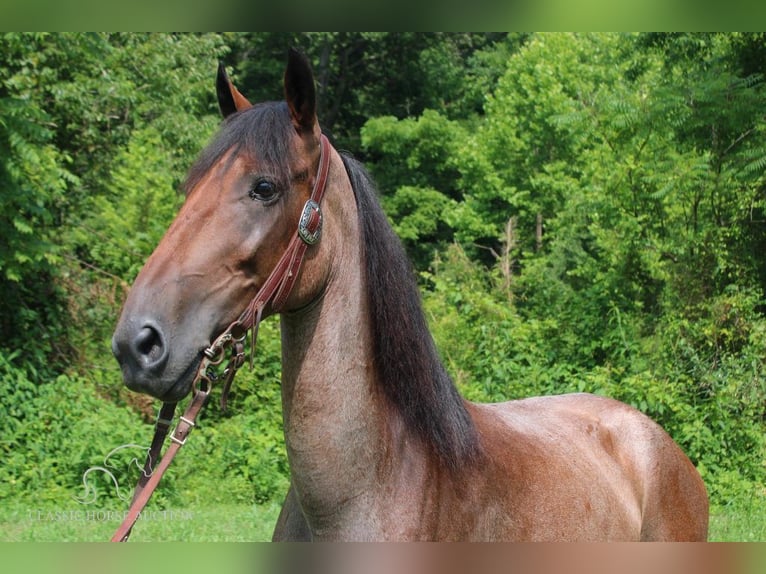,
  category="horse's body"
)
[112,50,708,541]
